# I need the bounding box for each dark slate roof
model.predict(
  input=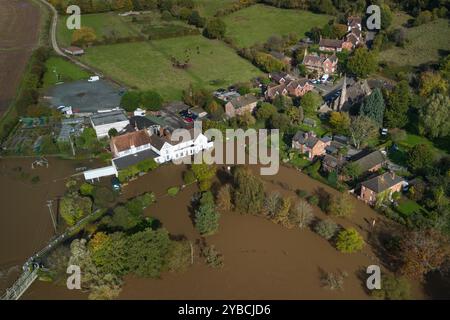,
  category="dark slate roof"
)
[292,131,320,148]
[323,154,347,169]
[129,116,160,130]
[361,172,405,193]
[113,148,159,170]
[352,150,386,172]
[228,94,258,109]
[319,39,344,48]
